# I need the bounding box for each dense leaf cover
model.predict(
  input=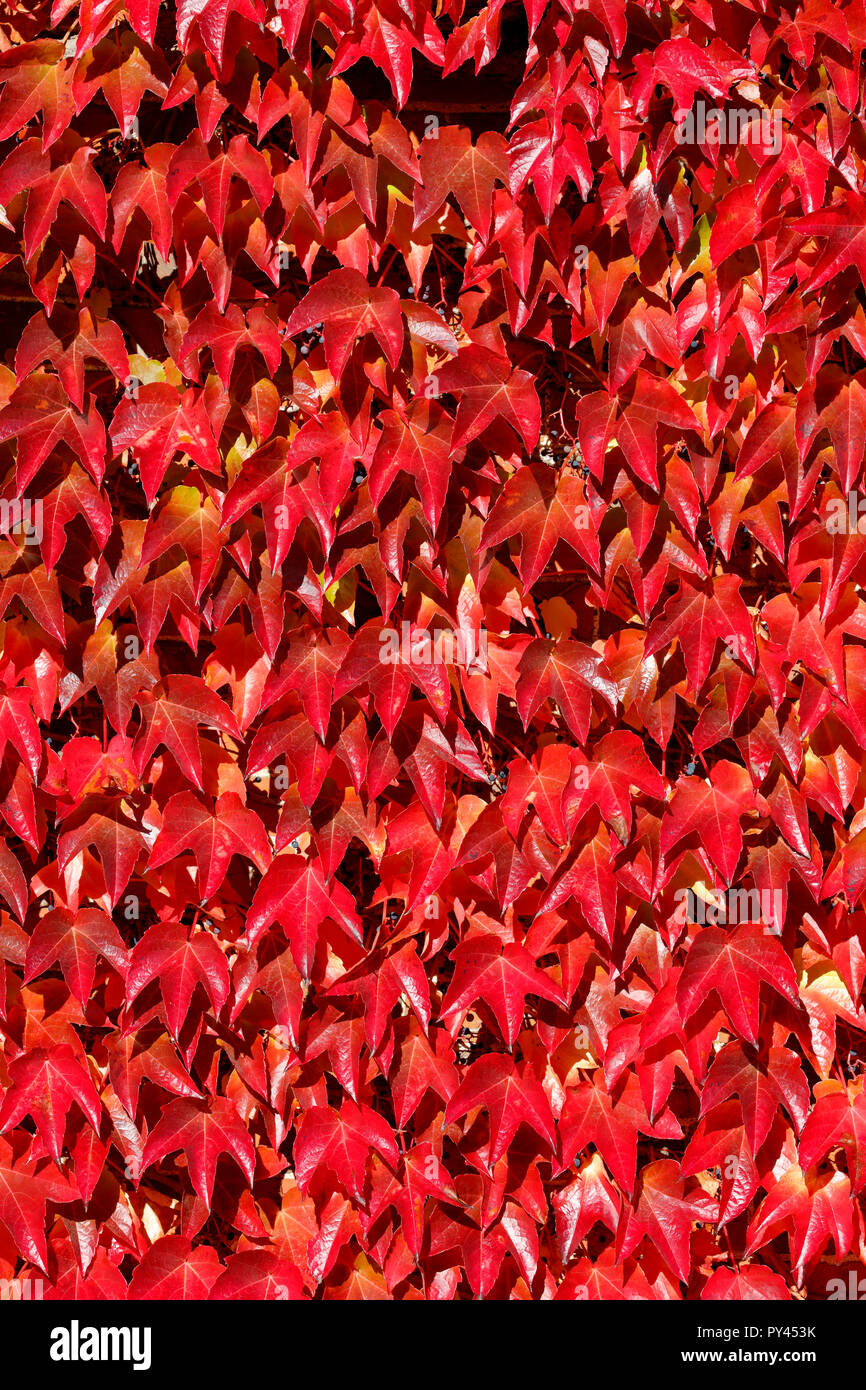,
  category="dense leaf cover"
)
[0,0,864,1302]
